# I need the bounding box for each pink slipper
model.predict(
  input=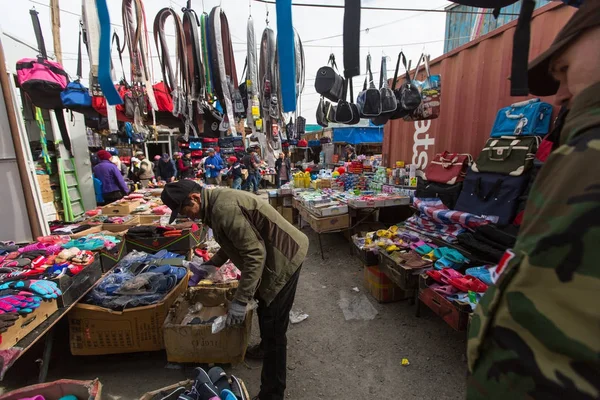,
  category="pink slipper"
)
[439,268,464,284]
[430,283,459,296]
